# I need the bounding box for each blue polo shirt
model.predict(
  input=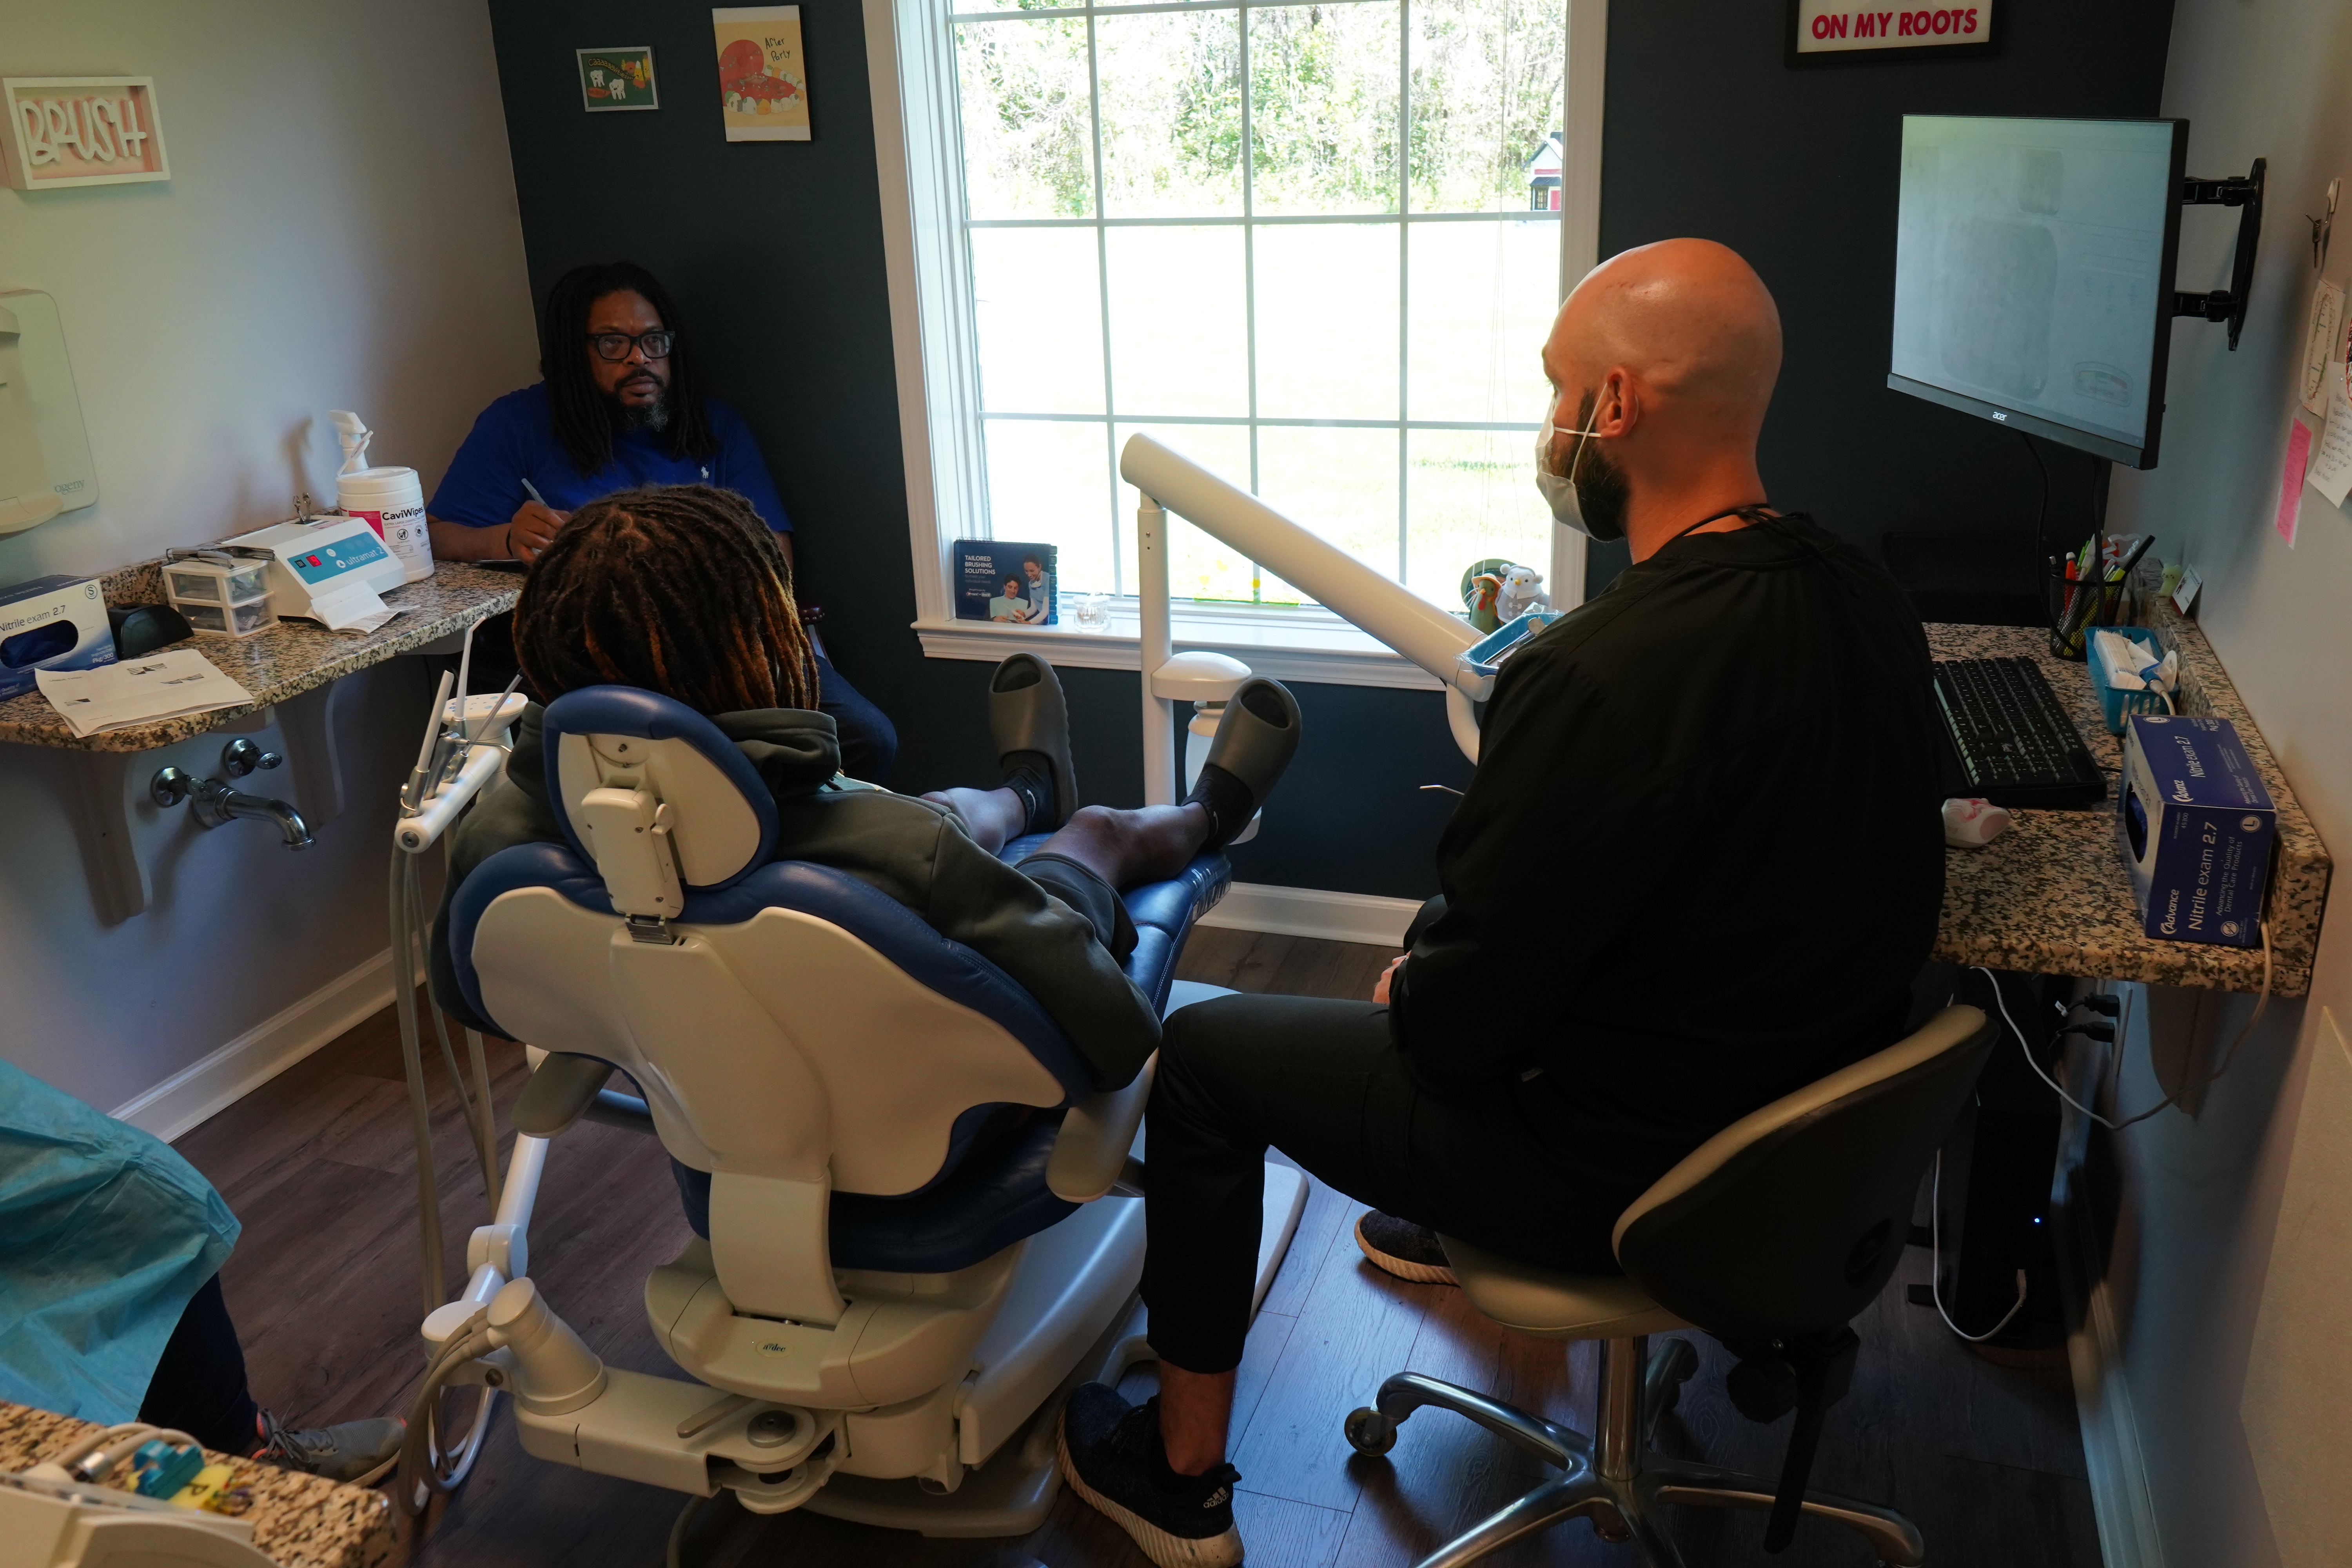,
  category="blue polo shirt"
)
[427,383,791,534]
